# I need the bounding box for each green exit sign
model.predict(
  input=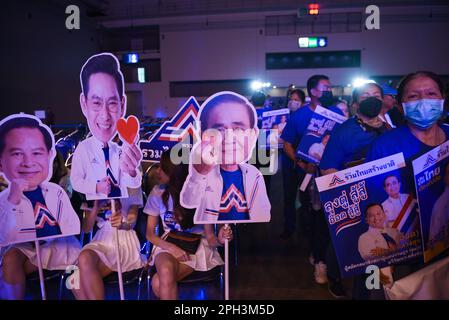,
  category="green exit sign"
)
[298,36,328,48]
